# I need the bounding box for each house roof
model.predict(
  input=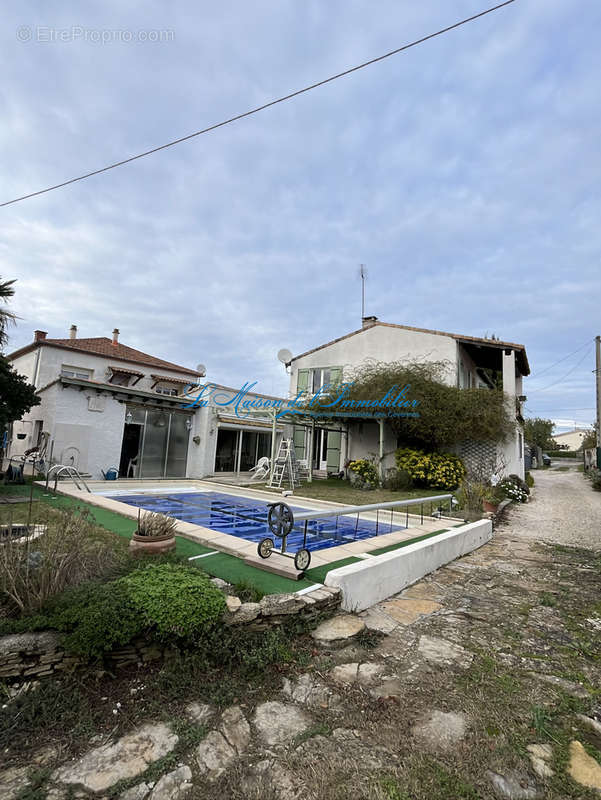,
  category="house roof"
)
[38,375,200,408]
[8,337,203,377]
[288,320,530,376]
